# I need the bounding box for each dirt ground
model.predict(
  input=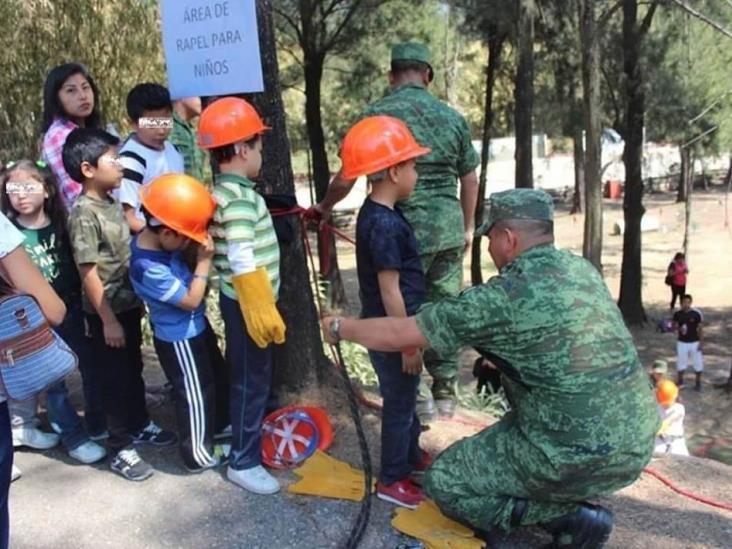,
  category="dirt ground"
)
[10,185,732,548]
